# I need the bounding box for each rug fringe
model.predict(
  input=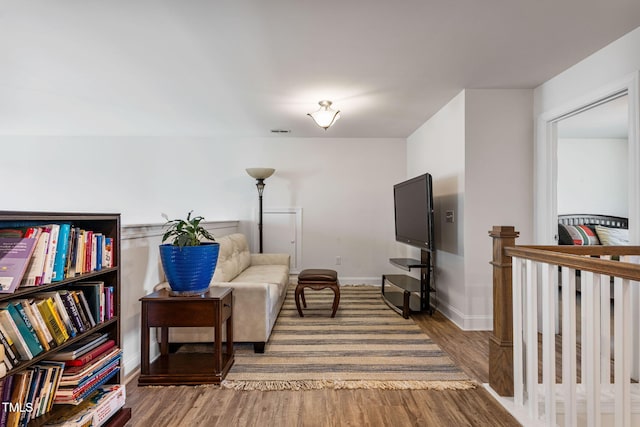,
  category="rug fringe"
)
[221,379,477,392]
